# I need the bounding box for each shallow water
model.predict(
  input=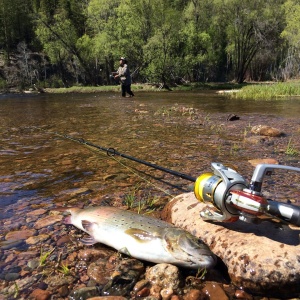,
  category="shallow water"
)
[1,90,300,212]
